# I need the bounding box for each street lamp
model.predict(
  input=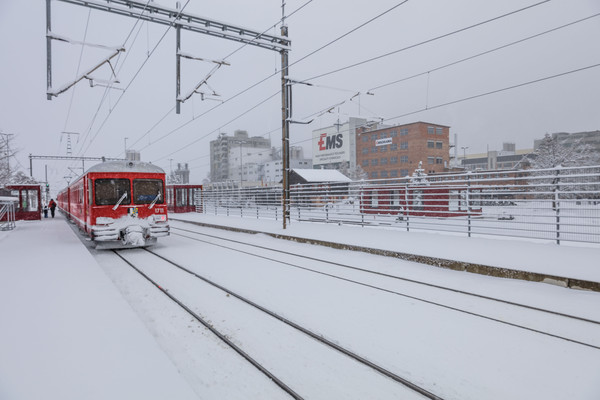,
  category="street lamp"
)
[461,146,469,165]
